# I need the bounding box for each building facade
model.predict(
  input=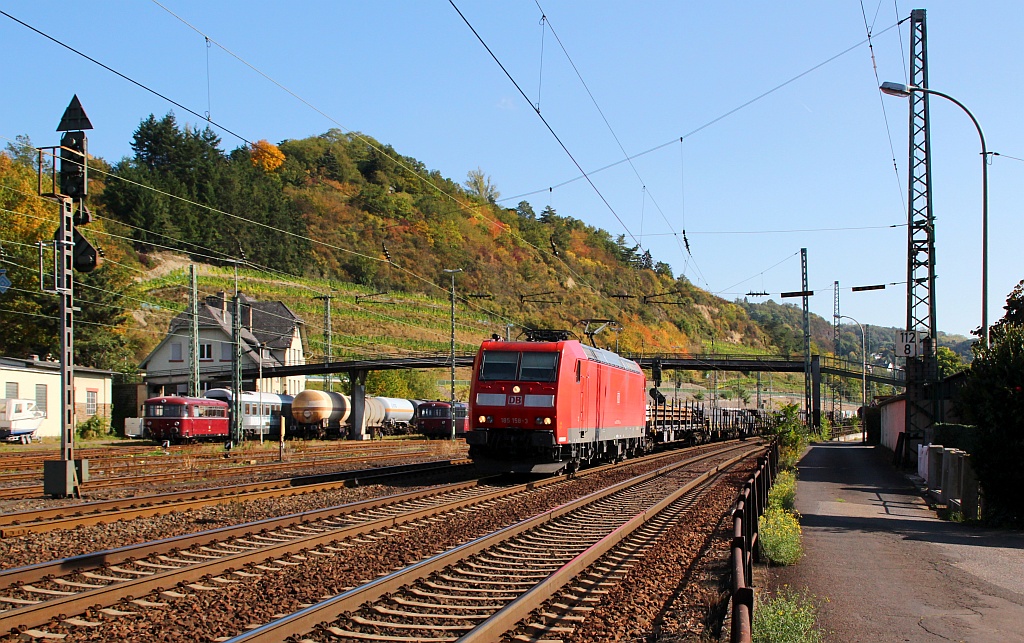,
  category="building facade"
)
[139,292,306,397]
[0,356,114,438]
